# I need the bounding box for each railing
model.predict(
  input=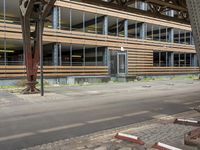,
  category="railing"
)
[0,65,109,78]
